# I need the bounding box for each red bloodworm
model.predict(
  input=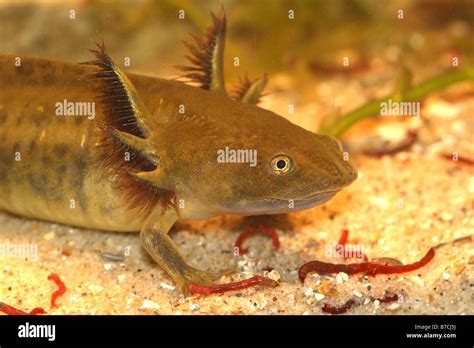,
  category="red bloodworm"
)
[48,273,67,308]
[336,229,368,261]
[321,294,399,315]
[299,247,435,282]
[235,225,280,255]
[440,153,474,166]
[0,273,66,315]
[188,275,279,295]
[0,302,28,315]
[322,299,355,315]
[0,302,46,315]
[29,307,47,315]
[377,294,399,303]
[338,229,349,245]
